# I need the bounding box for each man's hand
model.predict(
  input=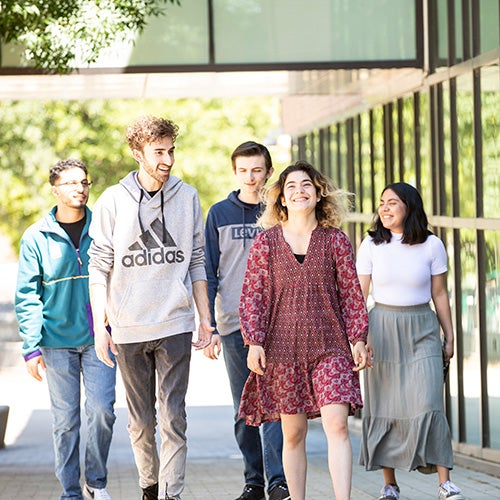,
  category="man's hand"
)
[26,355,45,382]
[203,334,221,359]
[94,326,117,368]
[247,345,266,375]
[192,317,215,350]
